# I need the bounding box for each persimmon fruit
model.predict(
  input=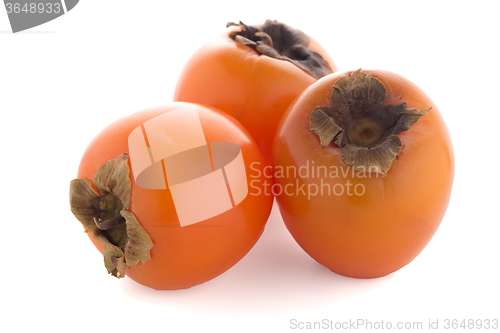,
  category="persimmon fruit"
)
[272,69,454,278]
[70,102,273,289]
[173,20,337,164]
